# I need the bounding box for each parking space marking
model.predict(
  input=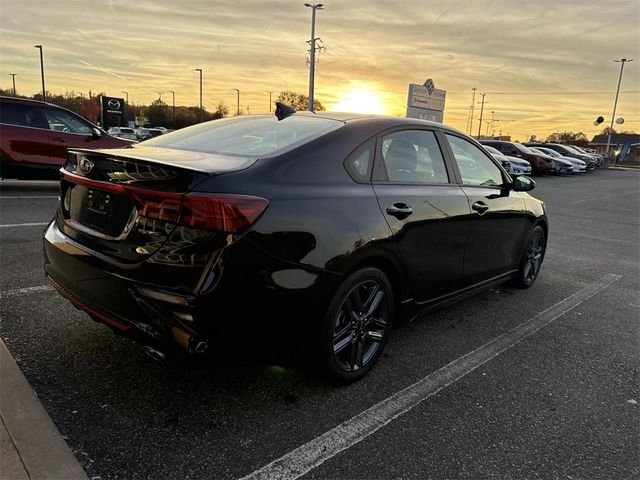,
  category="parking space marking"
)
[240,273,622,480]
[571,189,639,204]
[0,222,49,228]
[0,196,59,199]
[1,285,53,298]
